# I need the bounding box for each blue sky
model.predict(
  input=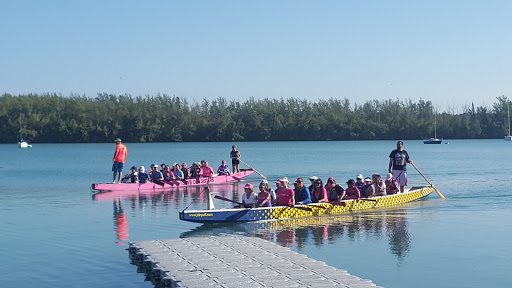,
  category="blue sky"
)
[1,0,511,112]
